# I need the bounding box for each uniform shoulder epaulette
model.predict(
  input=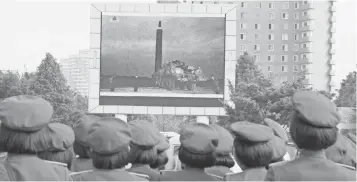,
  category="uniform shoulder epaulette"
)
[129,172,150,180]
[335,163,356,171]
[223,172,236,181]
[206,172,224,180]
[43,160,67,167]
[70,170,93,176]
[268,161,288,168]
